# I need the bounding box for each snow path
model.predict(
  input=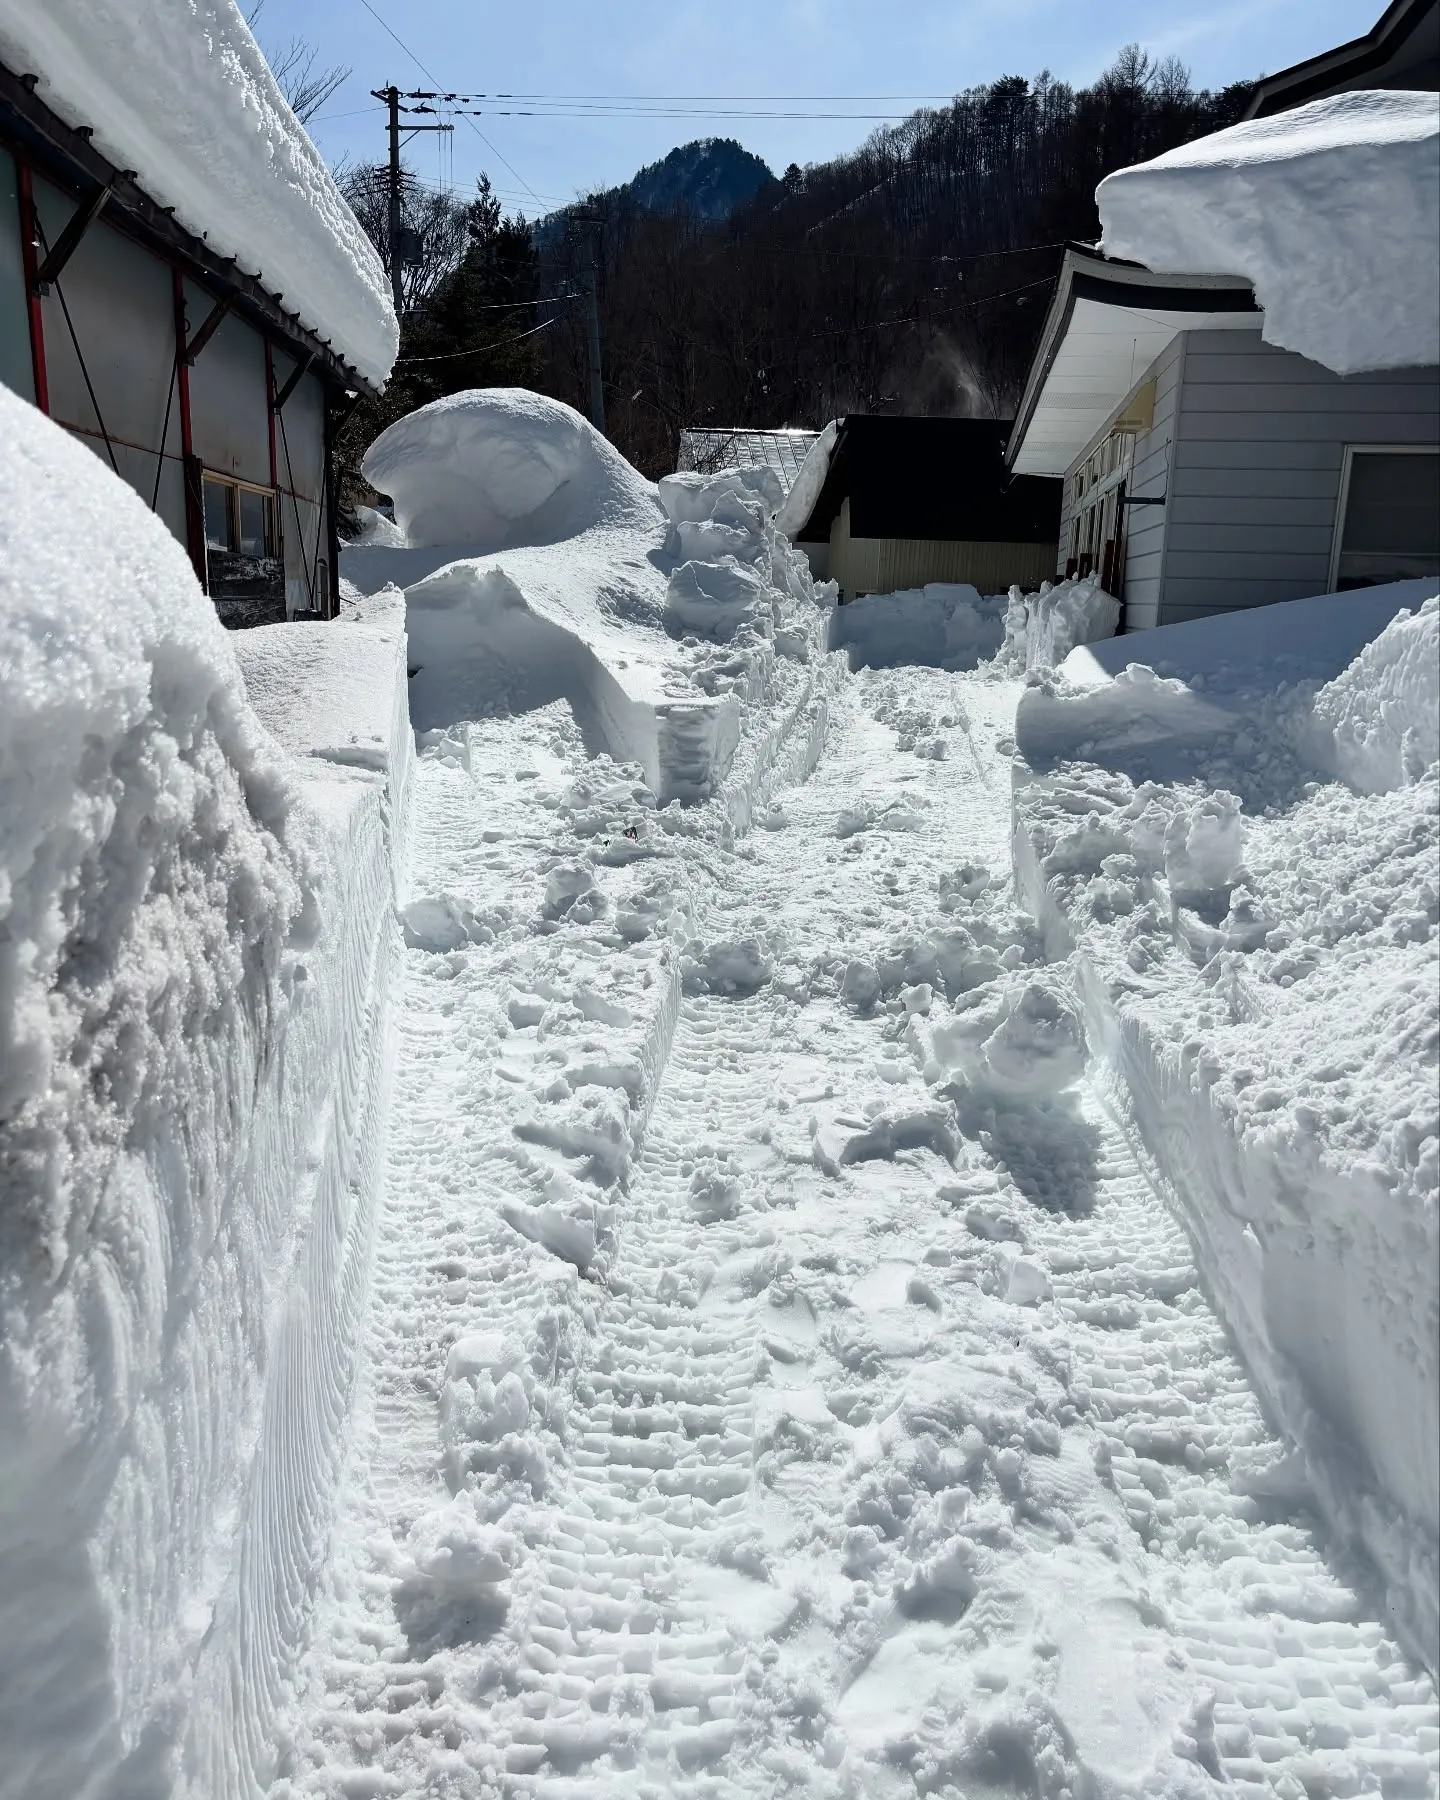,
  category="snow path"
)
[273,669,1436,1798]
